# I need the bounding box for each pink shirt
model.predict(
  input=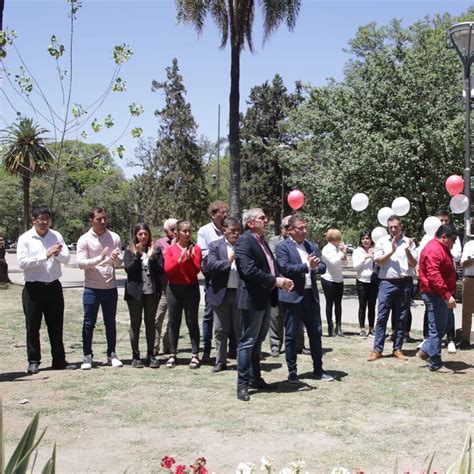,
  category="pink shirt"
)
[251,232,276,277]
[77,228,122,289]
